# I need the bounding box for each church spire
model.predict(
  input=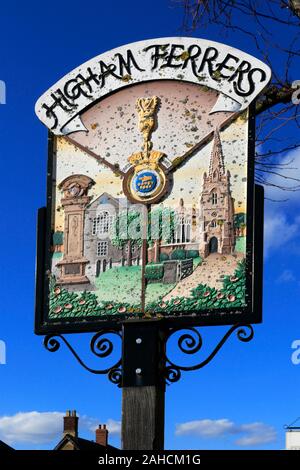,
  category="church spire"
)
[208,127,225,180]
